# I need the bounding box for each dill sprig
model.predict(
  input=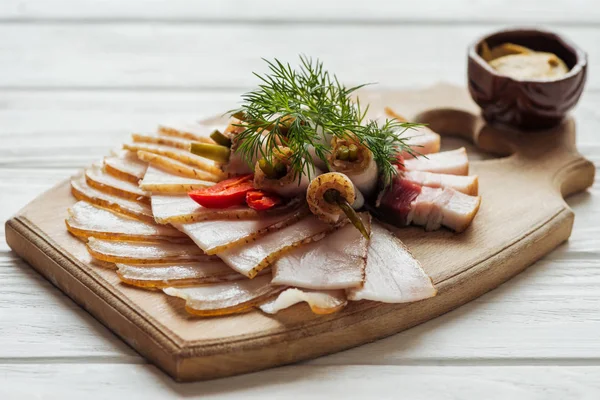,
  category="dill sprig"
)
[230,56,424,187]
[358,118,425,188]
